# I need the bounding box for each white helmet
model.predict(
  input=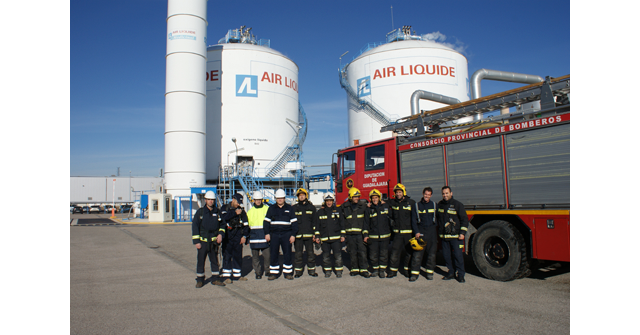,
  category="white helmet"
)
[275,189,286,198]
[252,191,263,200]
[323,192,335,201]
[204,191,216,200]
